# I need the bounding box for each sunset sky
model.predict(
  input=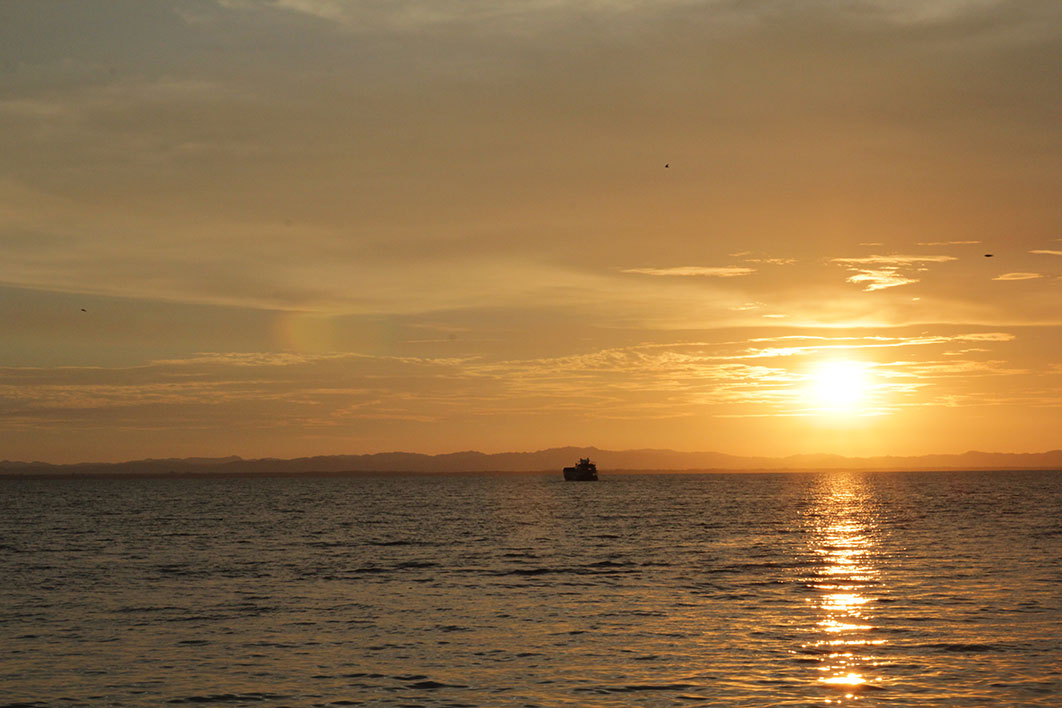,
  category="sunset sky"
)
[2,0,1059,462]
